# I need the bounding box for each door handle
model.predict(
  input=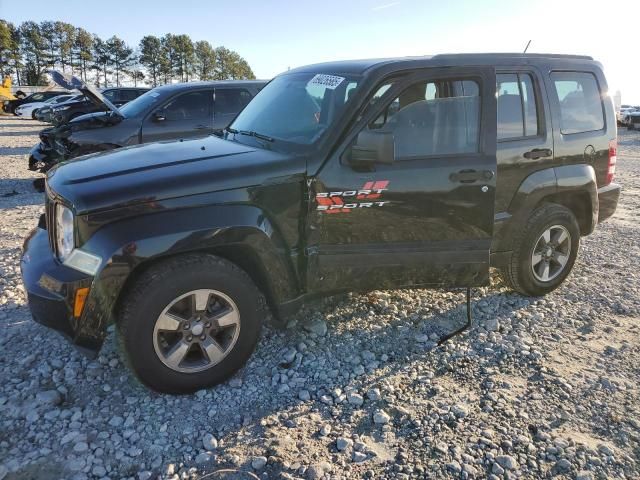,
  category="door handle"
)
[523,148,552,160]
[450,169,494,183]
